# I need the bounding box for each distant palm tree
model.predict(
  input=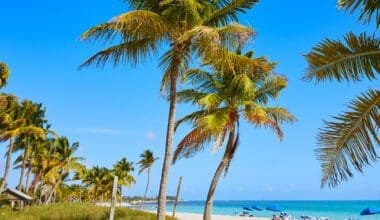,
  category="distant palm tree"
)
[44,137,84,204]
[0,62,10,111]
[174,50,295,220]
[304,0,380,188]
[137,150,158,206]
[80,1,256,218]
[0,62,9,89]
[0,98,45,194]
[13,101,47,191]
[113,157,135,205]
